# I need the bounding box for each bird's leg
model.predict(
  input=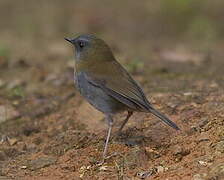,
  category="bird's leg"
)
[102,114,113,159]
[117,111,133,134]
